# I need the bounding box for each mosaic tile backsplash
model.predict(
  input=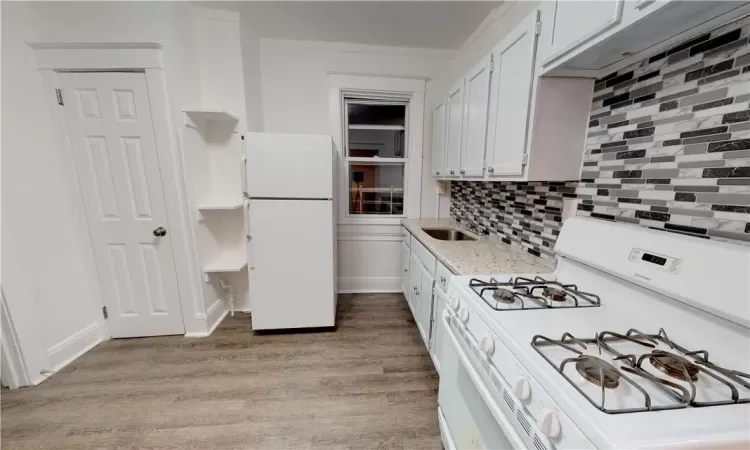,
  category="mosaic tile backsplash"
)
[579,15,750,242]
[450,15,750,259]
[451,181,577,260]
